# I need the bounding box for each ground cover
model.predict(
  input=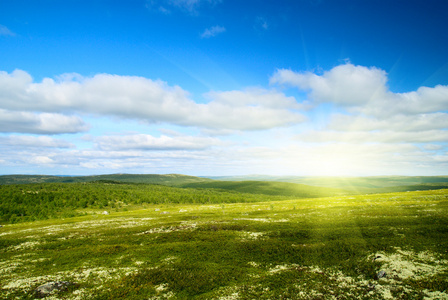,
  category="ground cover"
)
[1,189,447,299]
